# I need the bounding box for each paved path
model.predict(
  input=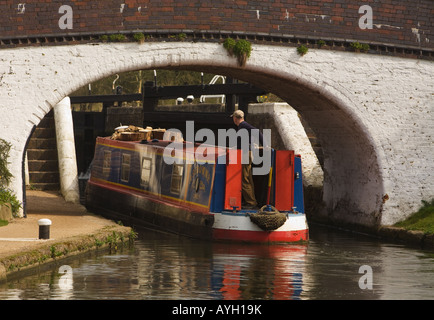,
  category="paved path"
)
[0,190,127,260]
